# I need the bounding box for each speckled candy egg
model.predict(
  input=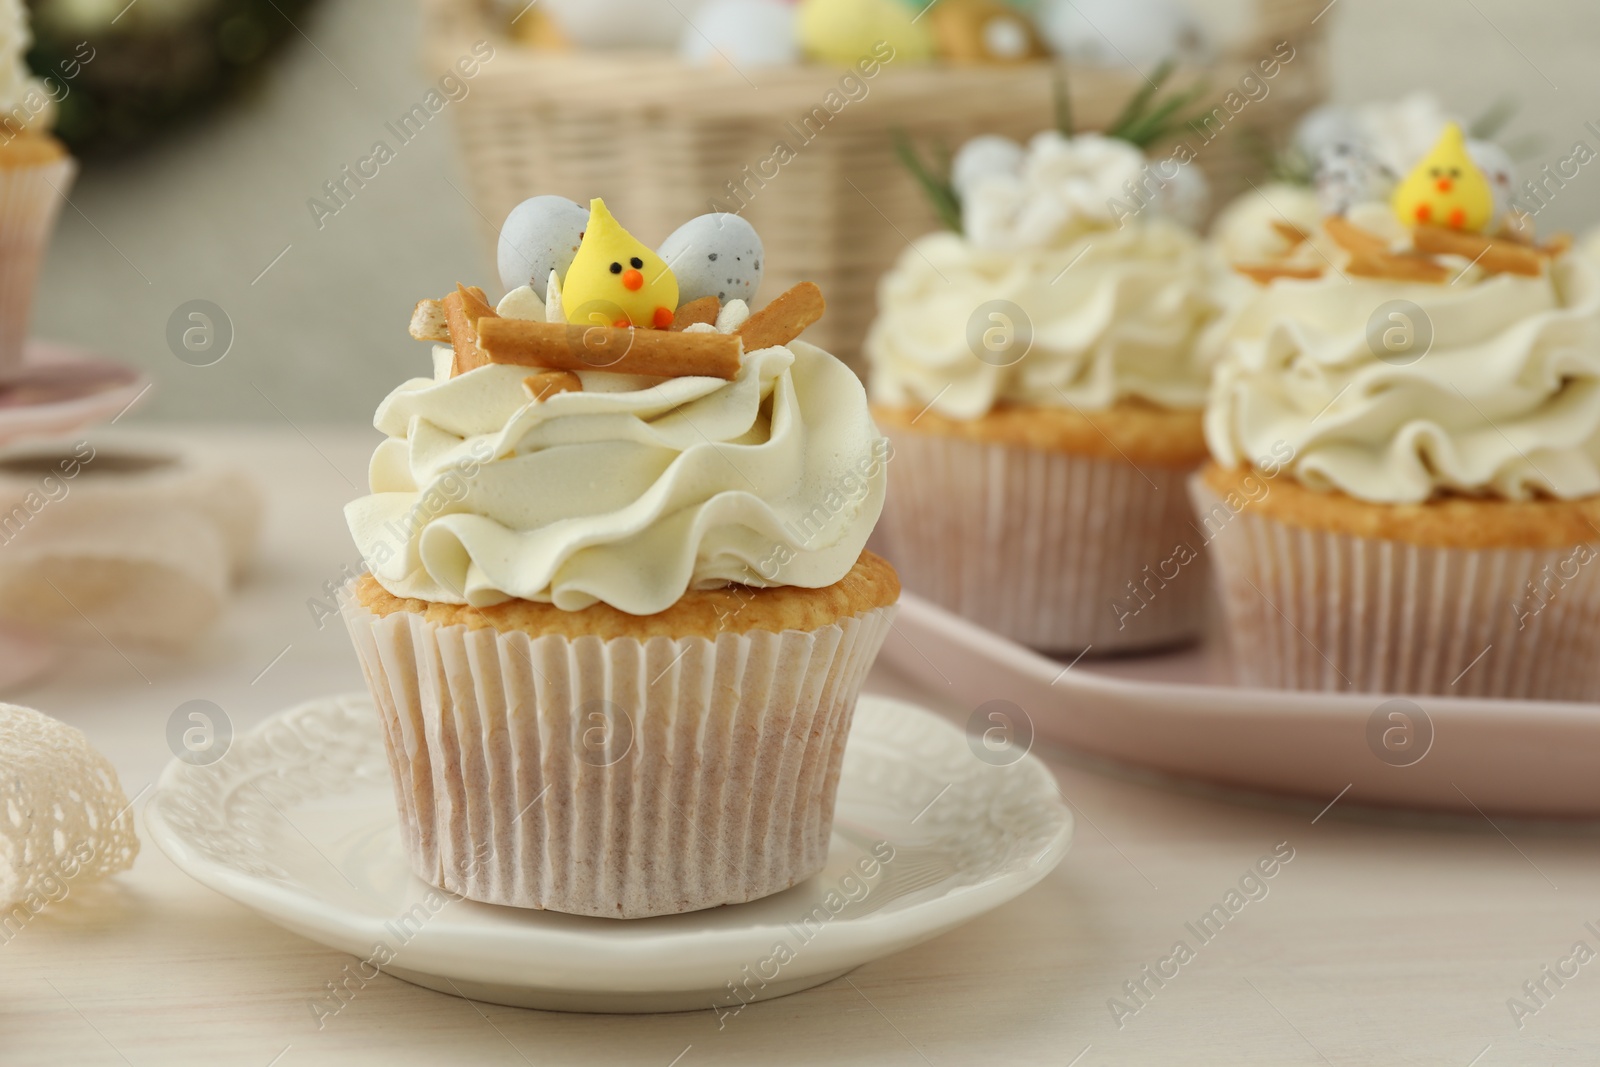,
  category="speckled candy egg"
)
[1294,105,1364,163]
[498,196,590,299]
[657,213,765,306]
[680,0,800,68]
[951,134,1026,199]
